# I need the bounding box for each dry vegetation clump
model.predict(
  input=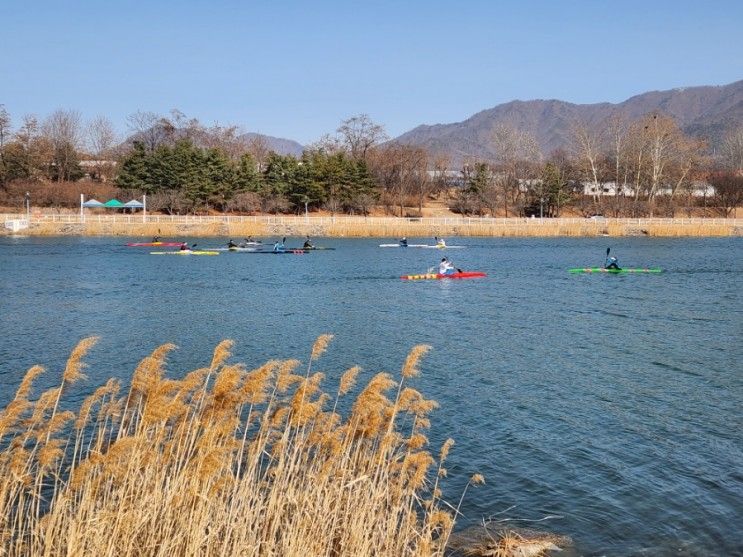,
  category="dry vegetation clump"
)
[0,336,477,556]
